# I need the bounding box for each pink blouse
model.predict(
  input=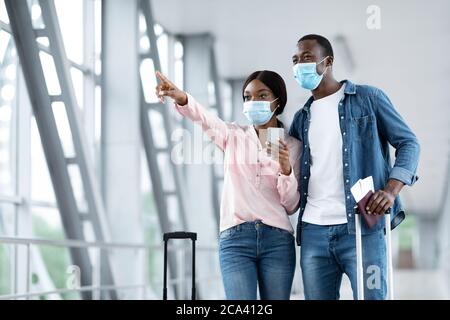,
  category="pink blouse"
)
[175,94,301,234]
